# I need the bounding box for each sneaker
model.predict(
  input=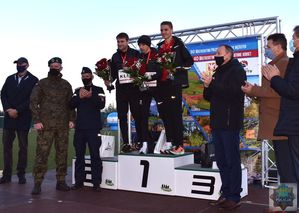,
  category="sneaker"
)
[169,146,185,155]
[131,142,142,151]
[121,144,132,153]
[160,142,173,154]
[18,176,26,184]
[0,176,11,184]
[139,142,148,154]
[135,142,142,150]
[160,148,173,155]
[31,183,41,195]
[56,181,70,191]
